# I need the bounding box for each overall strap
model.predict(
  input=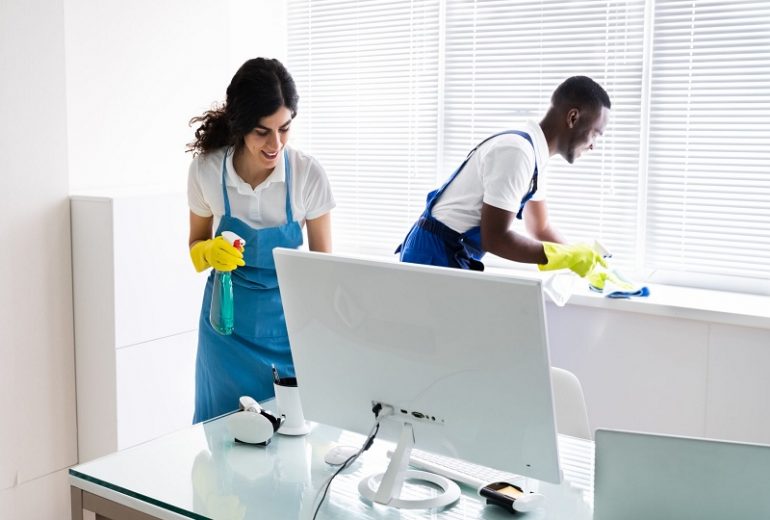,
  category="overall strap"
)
[428,130,538,219]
